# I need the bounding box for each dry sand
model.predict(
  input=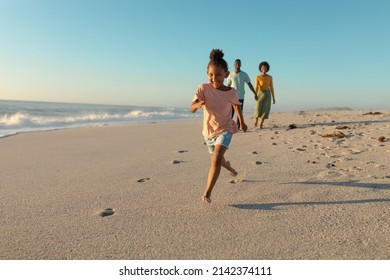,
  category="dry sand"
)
[1,110,389,260]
